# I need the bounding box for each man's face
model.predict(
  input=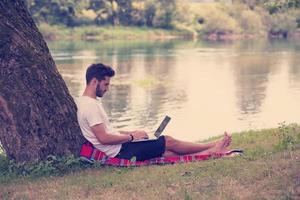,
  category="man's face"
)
[96,77,110,97]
